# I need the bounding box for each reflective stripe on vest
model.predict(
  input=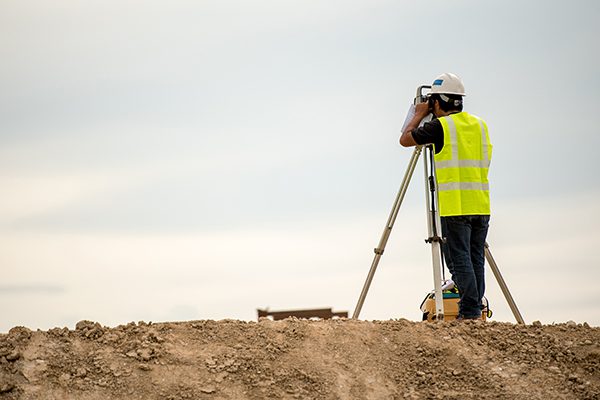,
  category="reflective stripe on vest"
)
[438,182,490,191]
[434,112,492,217]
